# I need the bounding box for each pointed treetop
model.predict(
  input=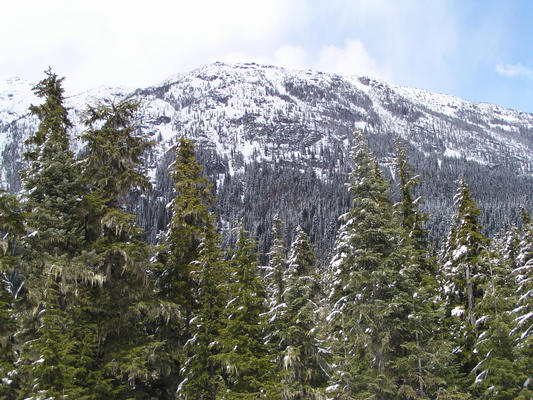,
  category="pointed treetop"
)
[288,225,316,277]
[25,68,71,160]
[521,207,531,225]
